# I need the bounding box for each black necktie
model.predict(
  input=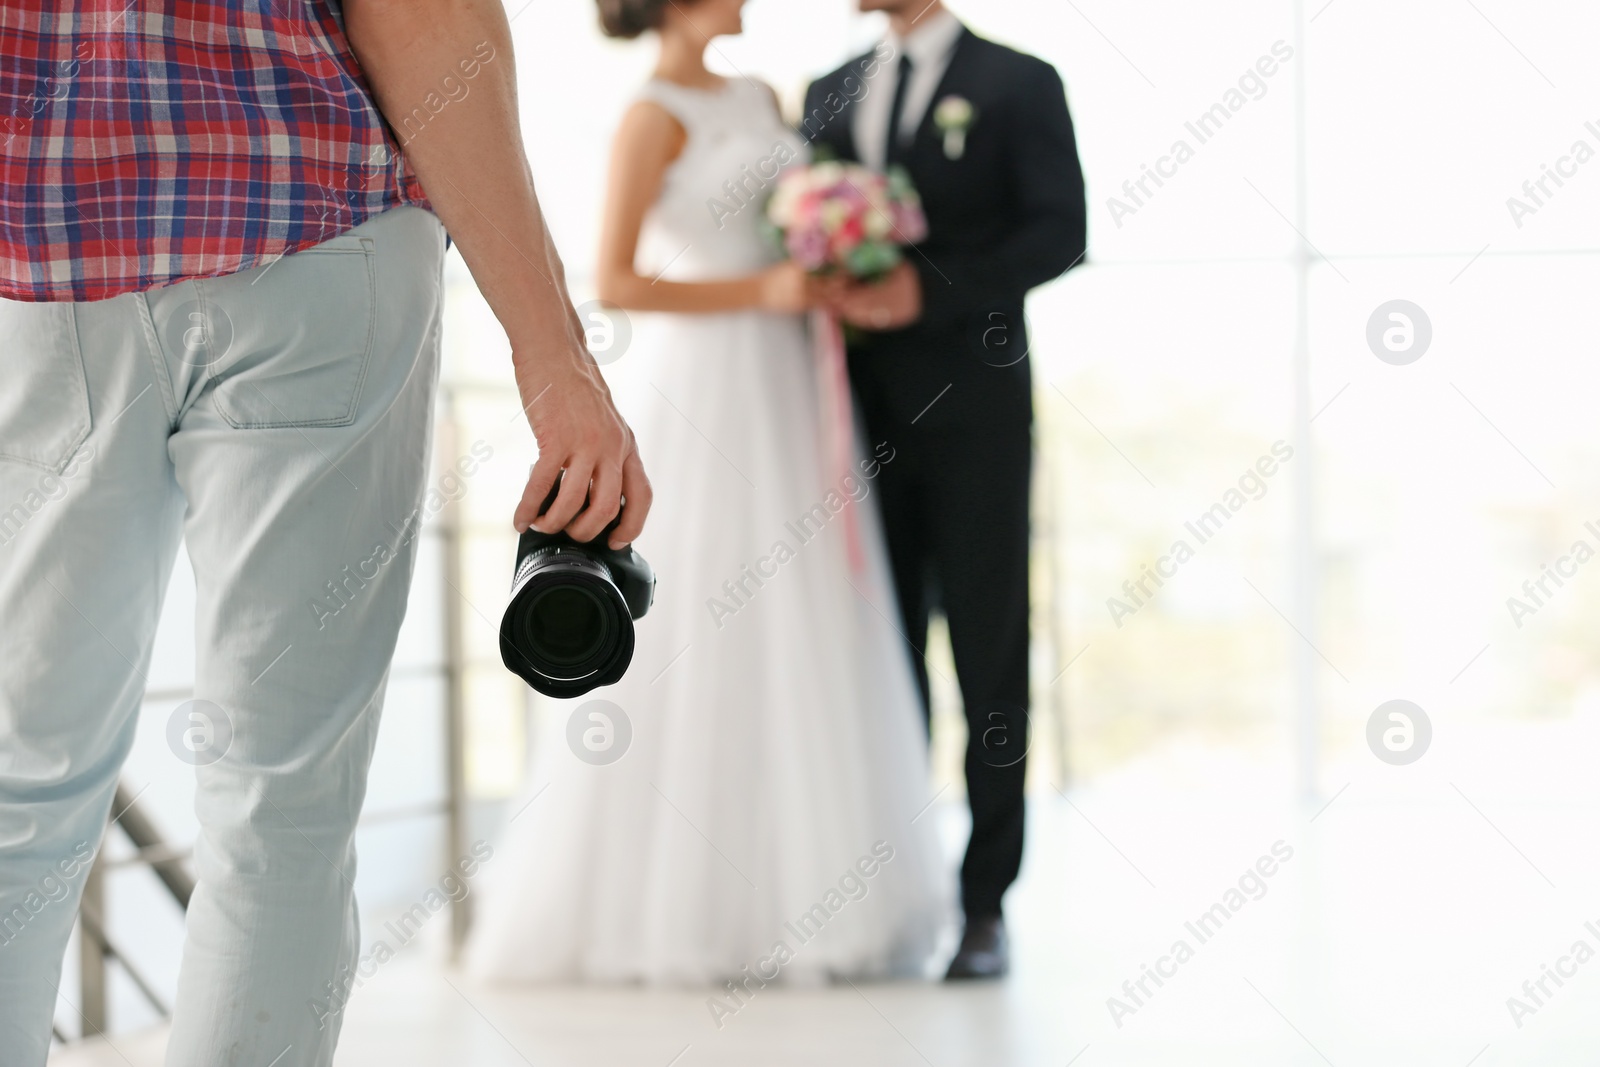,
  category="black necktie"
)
[884,54,914,168]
